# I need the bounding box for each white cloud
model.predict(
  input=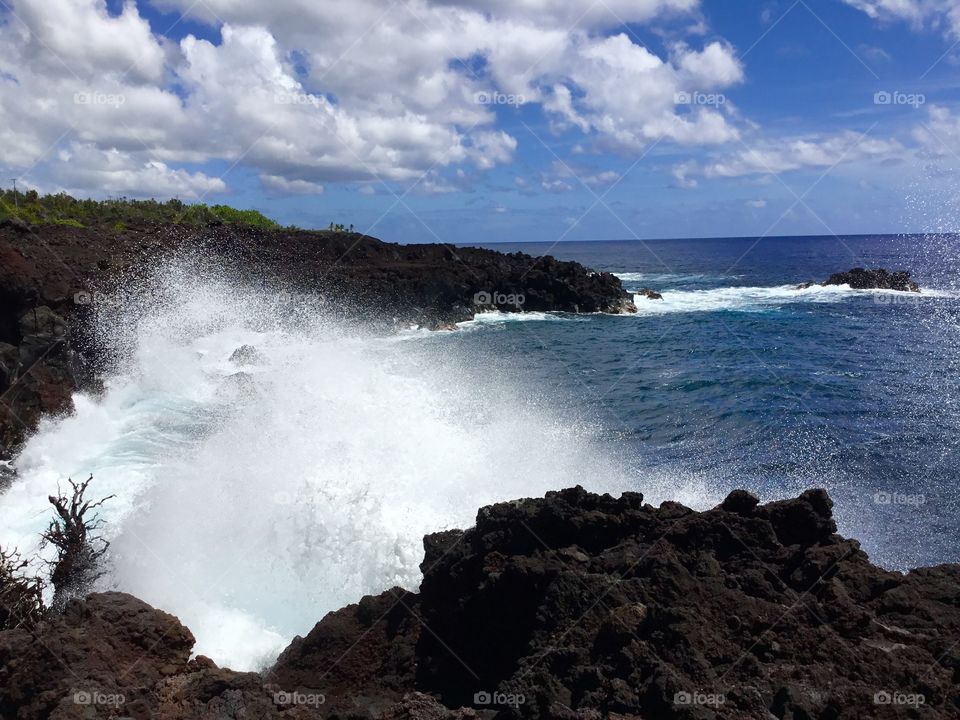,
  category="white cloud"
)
[0,0,756,197]
[261,175,324,194]
[843,0,960,36]
[680,131,902,180]
[746,199,767,208]
[54,145,225,198]
[912,105,960,158]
